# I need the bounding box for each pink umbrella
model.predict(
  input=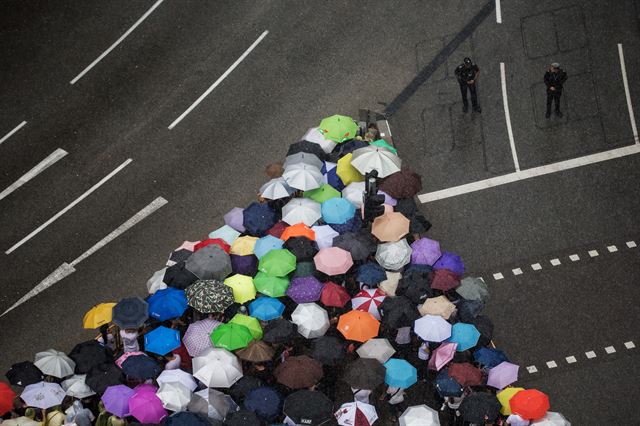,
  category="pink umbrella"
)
[351,289,386,320]
[314,247,354,276]
[487,361,519,390]
[175,241,199,252]
[128,388,167,424]
[183,318,222,357]
[428,342,458,371]
[115,352,146,368]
